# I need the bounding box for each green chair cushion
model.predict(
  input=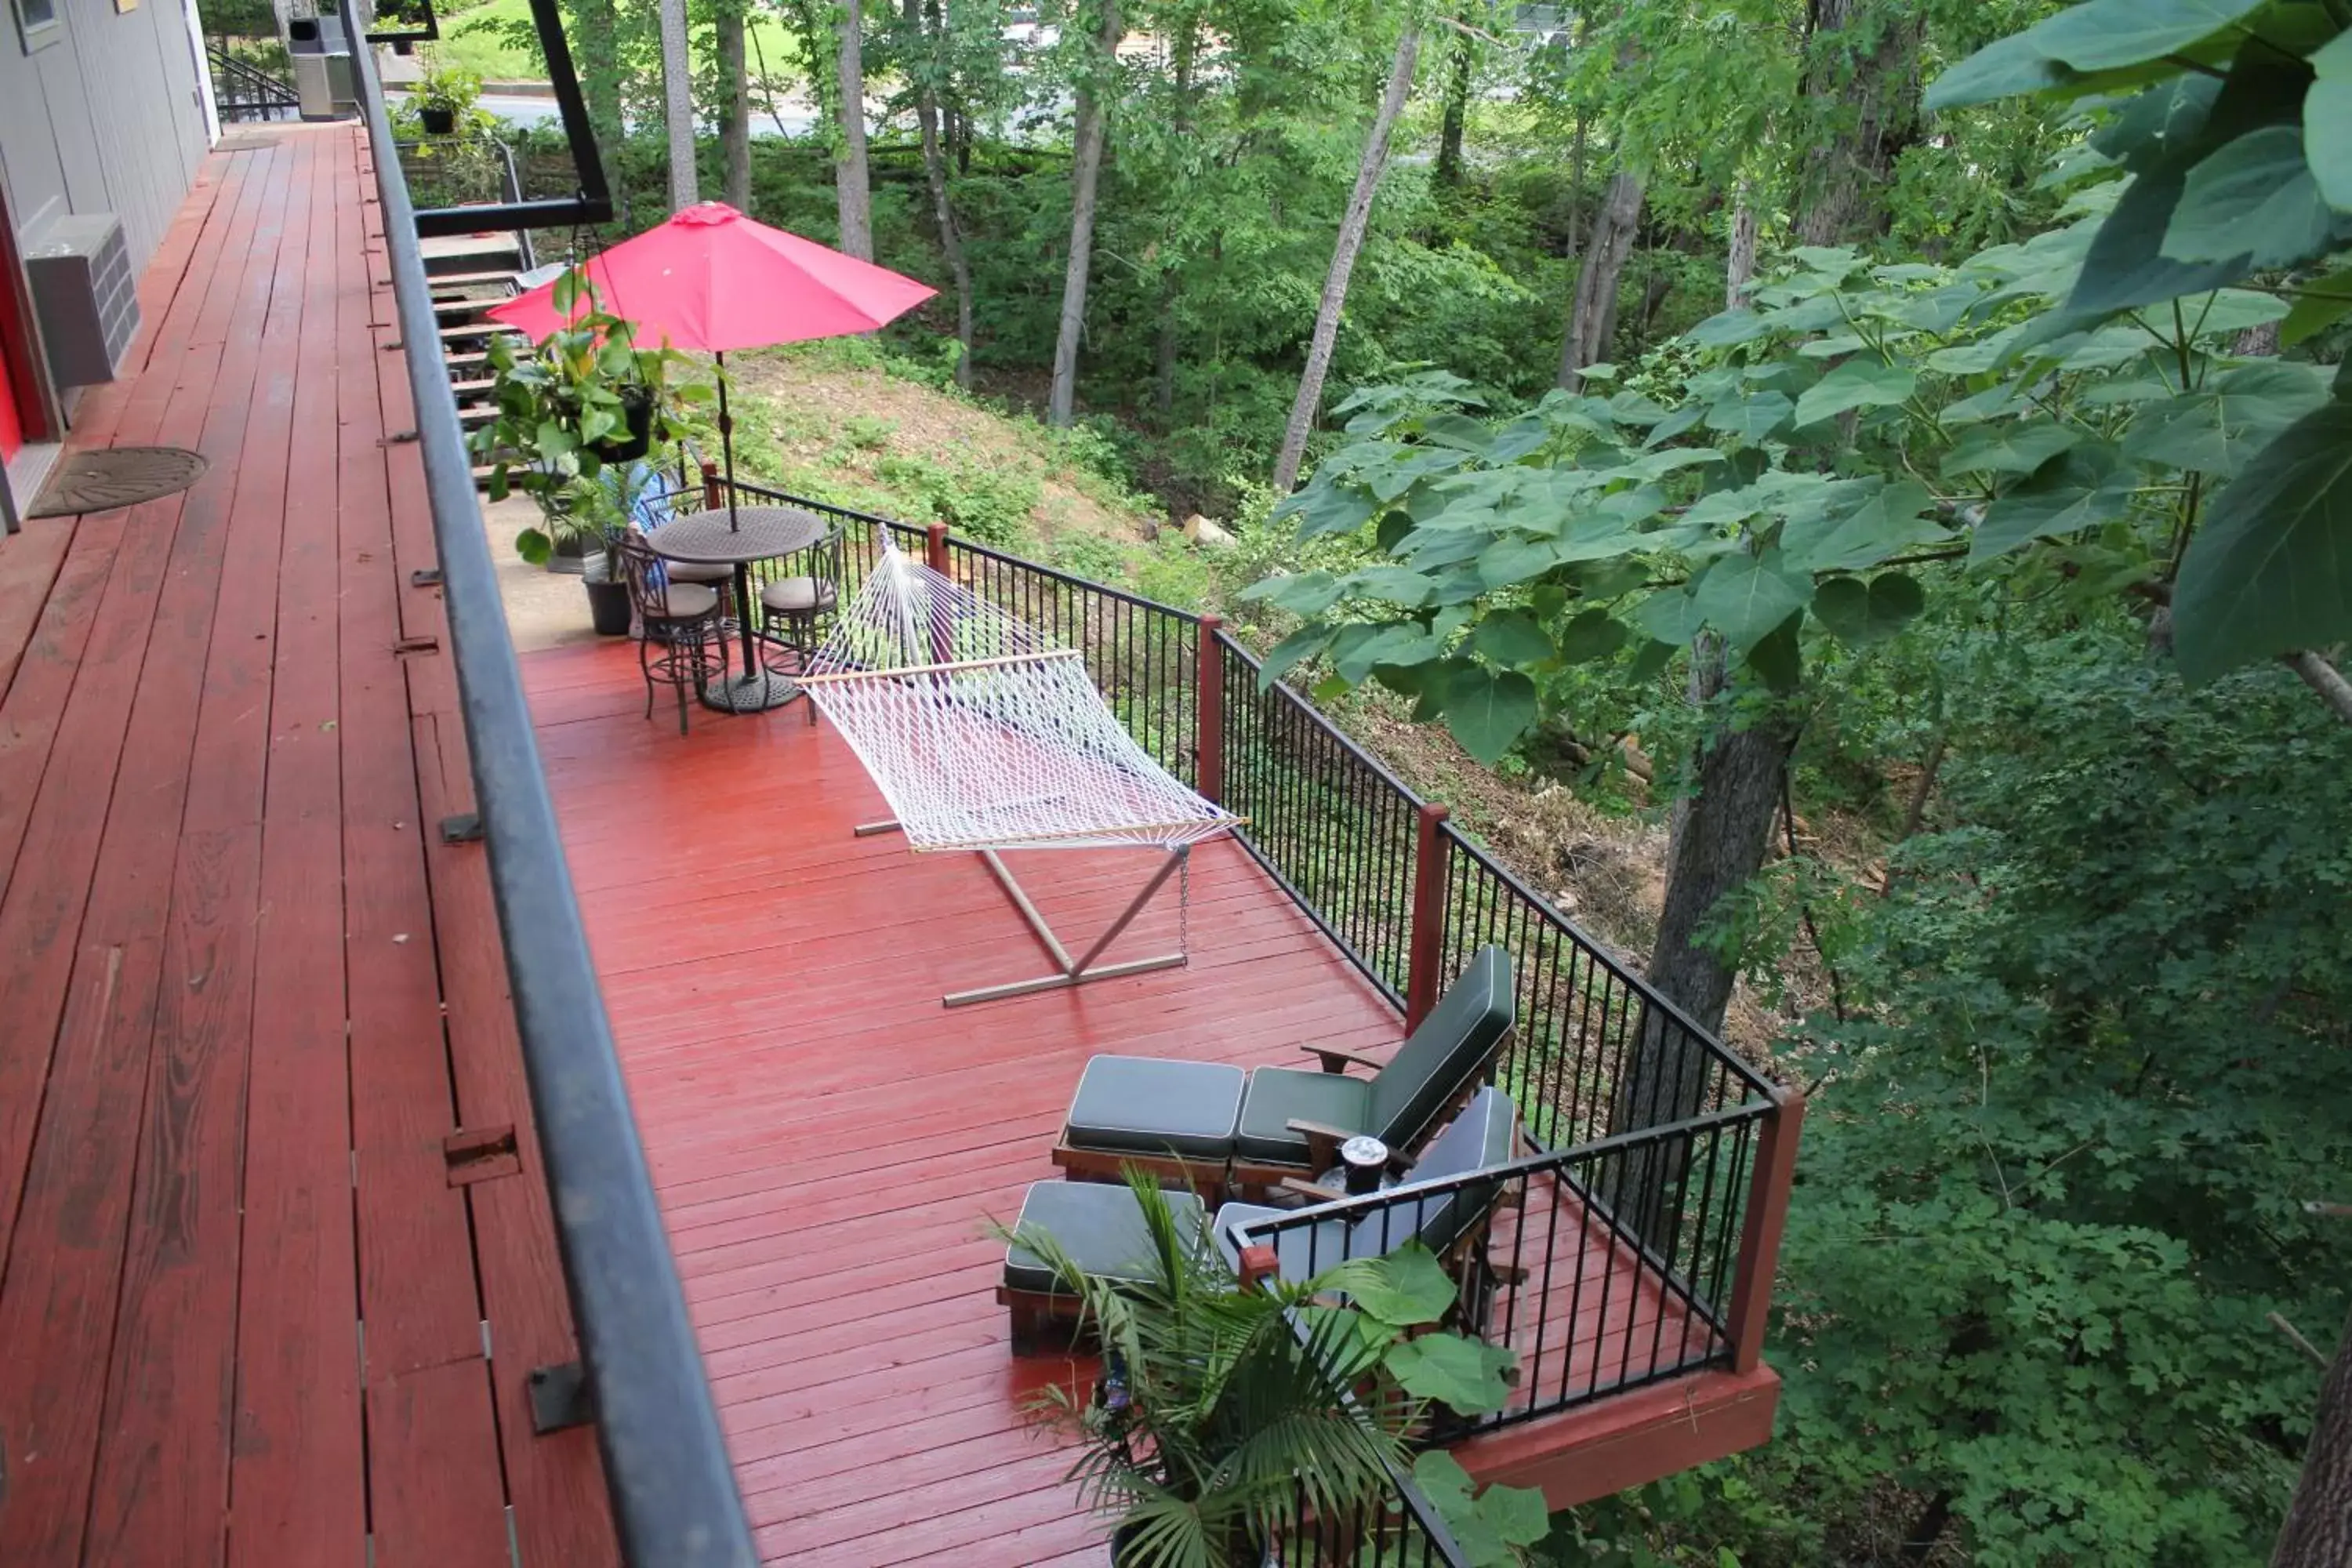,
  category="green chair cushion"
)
[1063,1054,1246,1161]
[1005,1180,1207,1295]
[1233,1066,1374,1166]
[1367,946,1515,1151]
